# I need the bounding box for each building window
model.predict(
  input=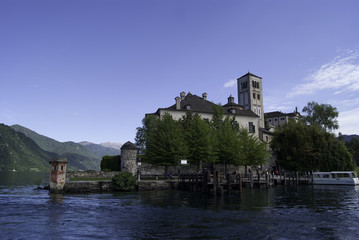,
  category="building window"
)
[185,105,191,110]
[257,94,260,100]
[203,118,209,122]
[253,93,256,99]
[249,122,255,133]
[268,119,272,122]
[61,166,64,171]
